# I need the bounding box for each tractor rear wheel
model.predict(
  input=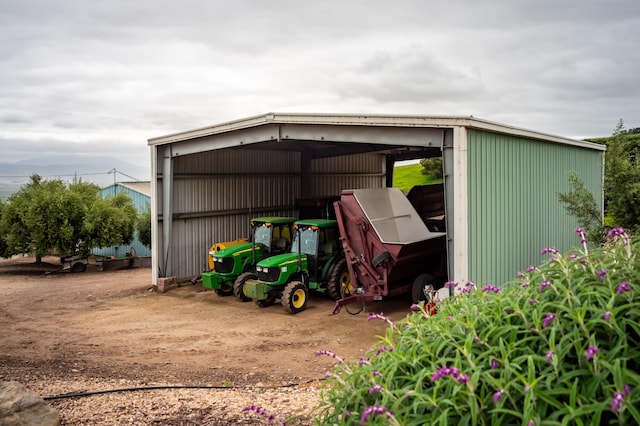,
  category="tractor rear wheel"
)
[234,272,256,302]
[327,259,353,301]
[281,281,308,314]
[412,273,436,304]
